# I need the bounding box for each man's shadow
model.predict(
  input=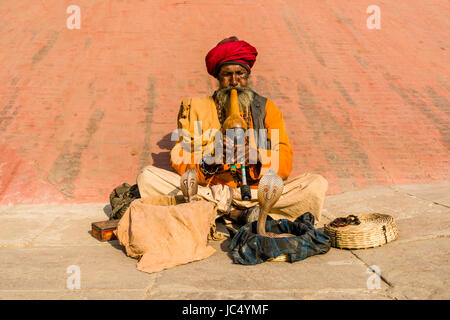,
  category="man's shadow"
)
[151,133,177,172]
[95,133,178,256]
